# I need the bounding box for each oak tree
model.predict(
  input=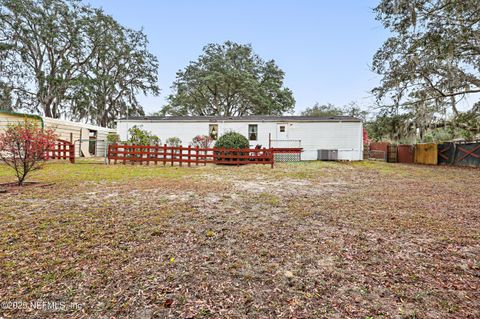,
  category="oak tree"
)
[163,41,295,116]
